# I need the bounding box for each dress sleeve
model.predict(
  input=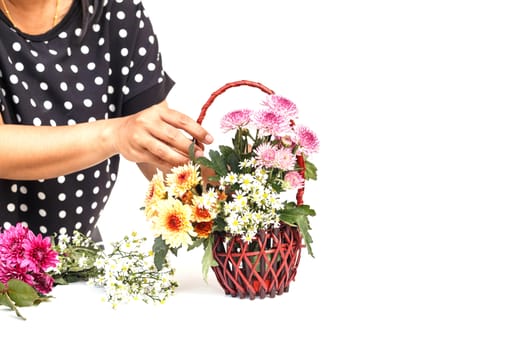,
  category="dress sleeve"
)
[116,1,175,116]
